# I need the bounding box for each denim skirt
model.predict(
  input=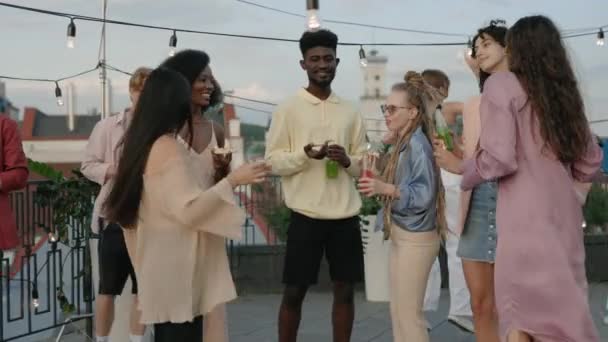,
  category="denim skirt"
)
[457,181,498,263]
